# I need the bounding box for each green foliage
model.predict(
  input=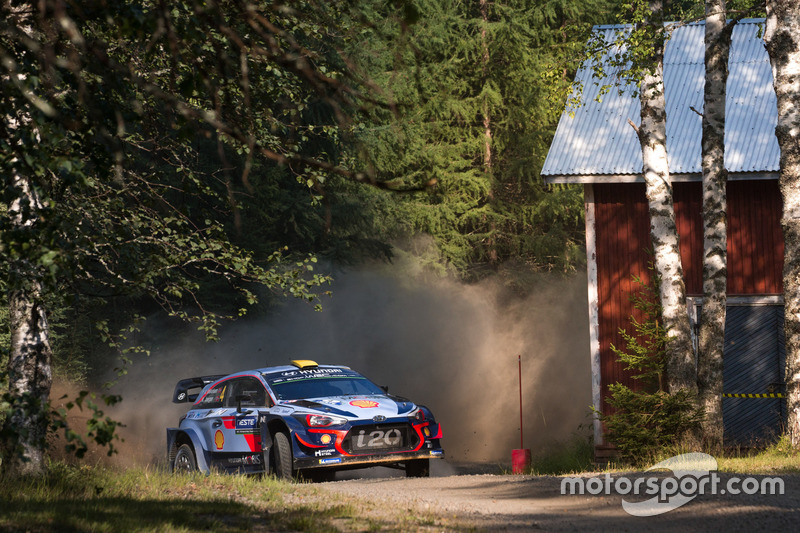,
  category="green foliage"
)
[610,273,668,391]
[49,391,124,459]
[349,0,611,277]
[602,385,702,464]
[531,432,595,475]
[0,0,393,470]
[598,268,702,464]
